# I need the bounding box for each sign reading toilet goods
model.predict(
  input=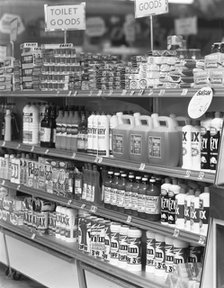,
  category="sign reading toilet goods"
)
[135,0,168,18]
[44,3,86,31]
[188,87,213,119]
